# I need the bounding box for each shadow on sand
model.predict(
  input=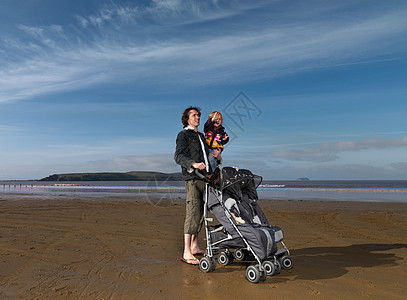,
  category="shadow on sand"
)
[183,244,406,284]
[289,243,407,280]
